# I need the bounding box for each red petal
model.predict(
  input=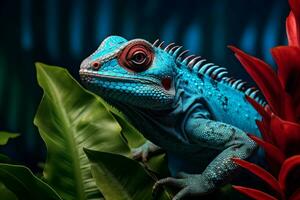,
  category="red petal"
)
[246,96,271,122]
[297,105,300,122]
[290,188,300,200]
[289,0,300,23]
[271,46,300,121]
[278,155,300,192]
[270,114,287,153]
[228,46,284,117]
[281,121,300,155]
[269,114,300,155]
[248,135,285,171]
[232,158,282,196]
[256,120,272,143]
[232,186,278,200]
[289,0,300,46]
[286,11,300,47]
